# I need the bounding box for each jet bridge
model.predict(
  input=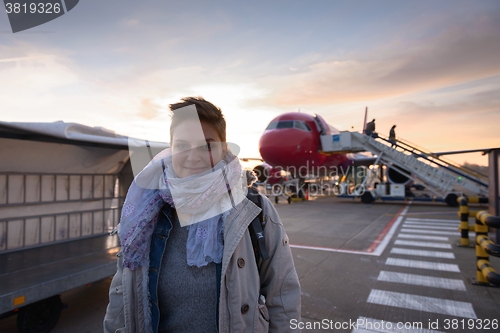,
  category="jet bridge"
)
[320,131,488,205]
